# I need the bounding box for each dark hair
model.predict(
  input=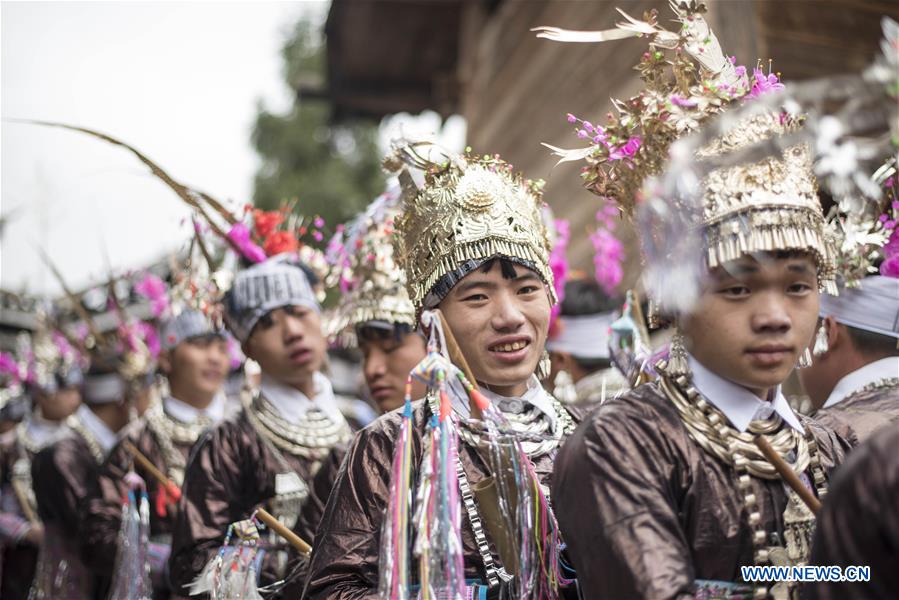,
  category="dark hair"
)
[846,325,899,358]
[356,321,415,344]
[478,257,522,279]
[557,279,622,372]
[559,279,620,317]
